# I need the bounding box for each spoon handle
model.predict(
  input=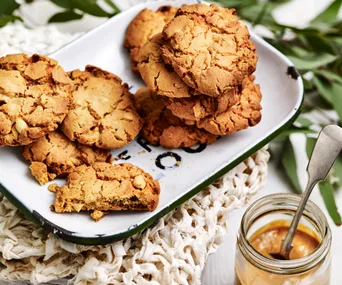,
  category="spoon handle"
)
[280,125,342,259]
